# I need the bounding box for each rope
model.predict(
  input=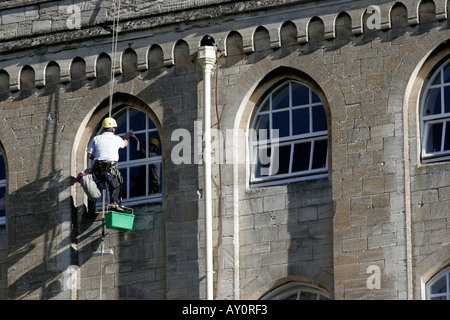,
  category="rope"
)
[99,188,106,300]
[99,1,122,299]
[108,0,122,117]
